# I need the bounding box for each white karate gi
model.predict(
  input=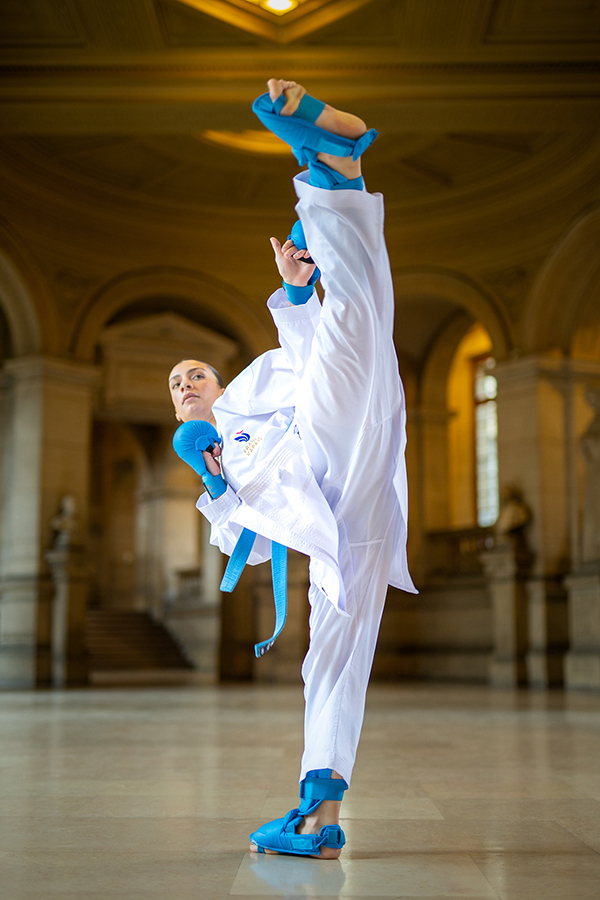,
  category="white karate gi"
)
[197,171,416,786]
